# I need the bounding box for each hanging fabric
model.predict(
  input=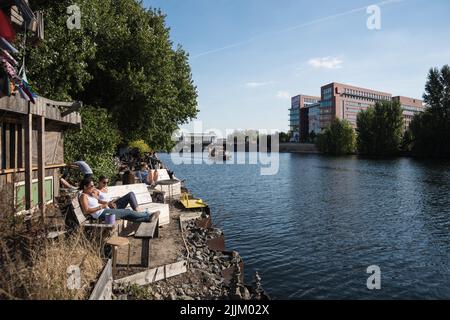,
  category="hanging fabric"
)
[0,9,16,42]
[13,0,36,26]
[0,36,18,54]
